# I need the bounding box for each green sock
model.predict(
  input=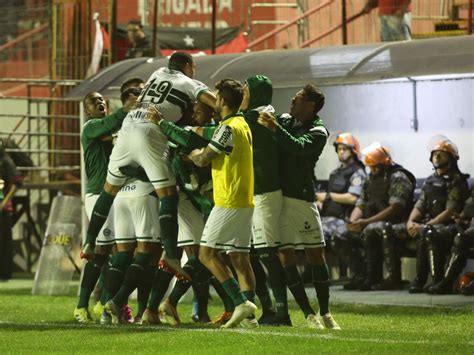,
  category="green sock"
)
[251,254,273,312]
[312,264,330,316]
[77,254,108,308]
[284,265,315,318]
[222,278,246,307]
[113,252,152,306]
[102,252,133,305]
[148,269,174,312]
[168,256,199,307]
[257,247,289,317]
[85,191,115,246]
[242,290,256,305]
[137,264,156,317]
[159,194,179,258]
[210,277,234,312]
